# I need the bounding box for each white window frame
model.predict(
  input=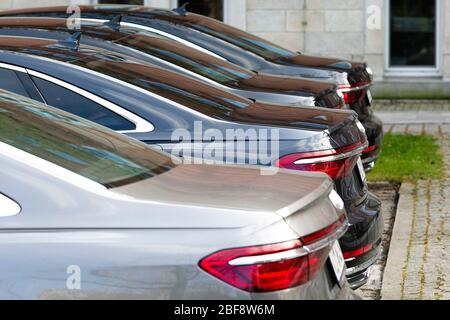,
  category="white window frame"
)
[385,0,443,77]
[0,62,154,134]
